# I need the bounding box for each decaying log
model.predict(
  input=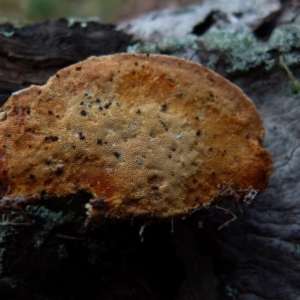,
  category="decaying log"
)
[1,1,300,299]
[0,19,133,105]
